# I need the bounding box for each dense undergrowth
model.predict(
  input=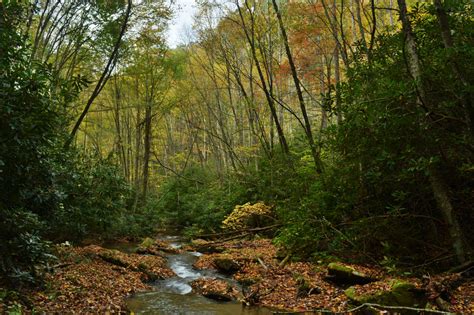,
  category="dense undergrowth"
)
[0,3,153,287]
